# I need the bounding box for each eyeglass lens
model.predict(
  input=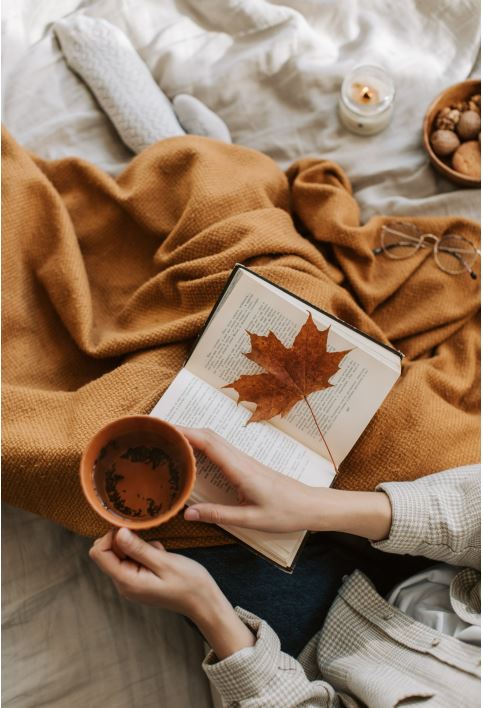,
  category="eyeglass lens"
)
[381,223,421,259]
[435,235,478,274]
